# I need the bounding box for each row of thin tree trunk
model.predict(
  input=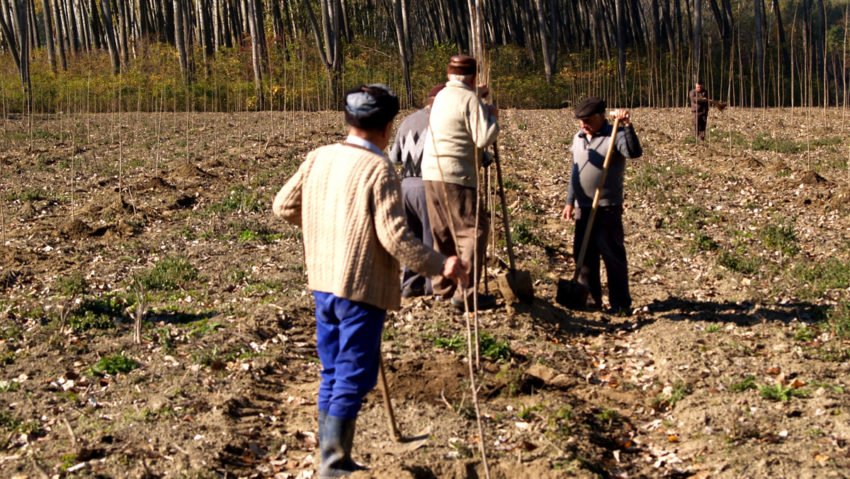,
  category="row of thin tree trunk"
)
[0,0,846,110]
